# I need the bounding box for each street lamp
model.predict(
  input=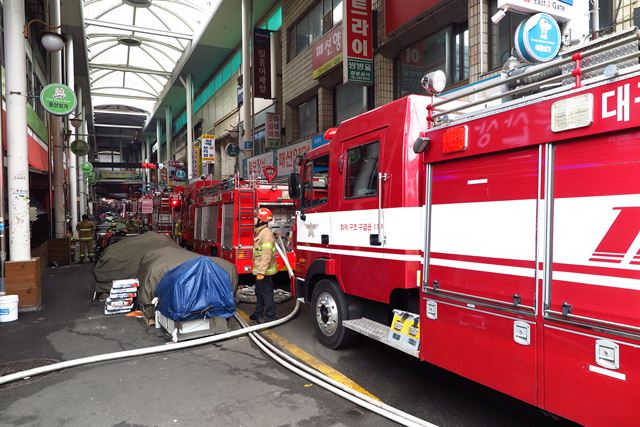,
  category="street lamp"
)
[227,124,243,139]
[23,19,64,53]
[69,115,82,129]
